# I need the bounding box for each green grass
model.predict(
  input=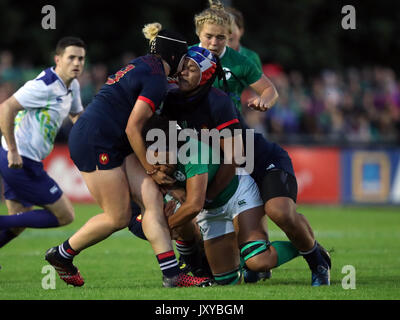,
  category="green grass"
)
[0,203,399,300]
